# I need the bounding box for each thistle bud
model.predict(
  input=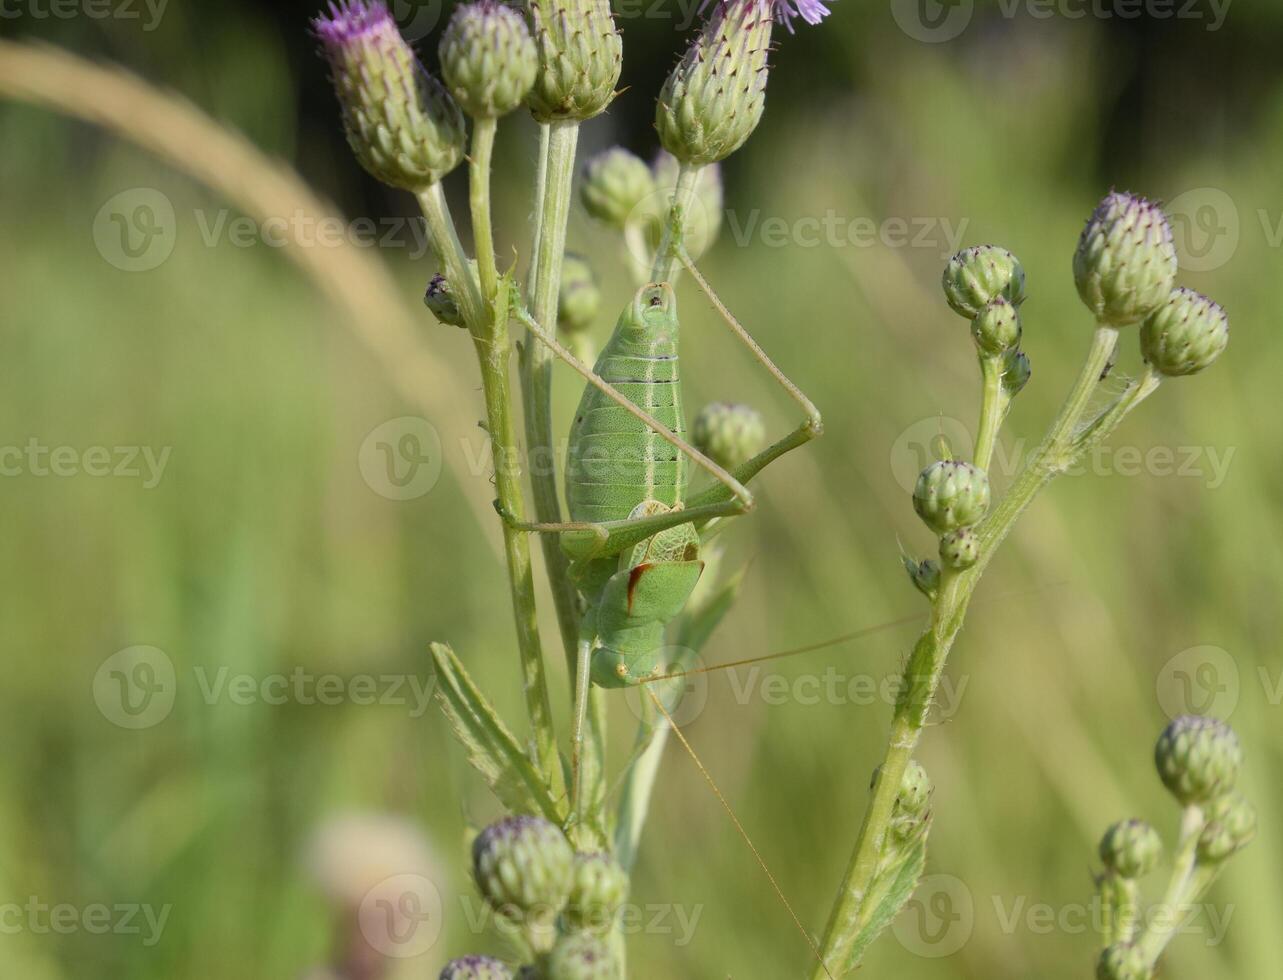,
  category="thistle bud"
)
[656,1,773,166]
[971,296,1022,357]
[942,246,1027,320]
[1073,192,1177,327]
[1096,943,1151,980]
[1002,348,1032,397]
[558,254,601,335]
[938,528,980,570]
[1099,819,1162,879]
[441,957,514,980]
[563,852,629,931]
[547,930,615,980]
[903,556,941,601]
[581,148,656,230]
[314,0,466,191]
[472,816,574,929]
[692,402,766,471]
[913,460,990,535]
[525,0,622,122]
[440,1,538,119]
[1197,793,1257,864]
[1154,716,1242,806]
[888,760,933,844]
[425,273,465,327]
[1140,287,1229,377]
